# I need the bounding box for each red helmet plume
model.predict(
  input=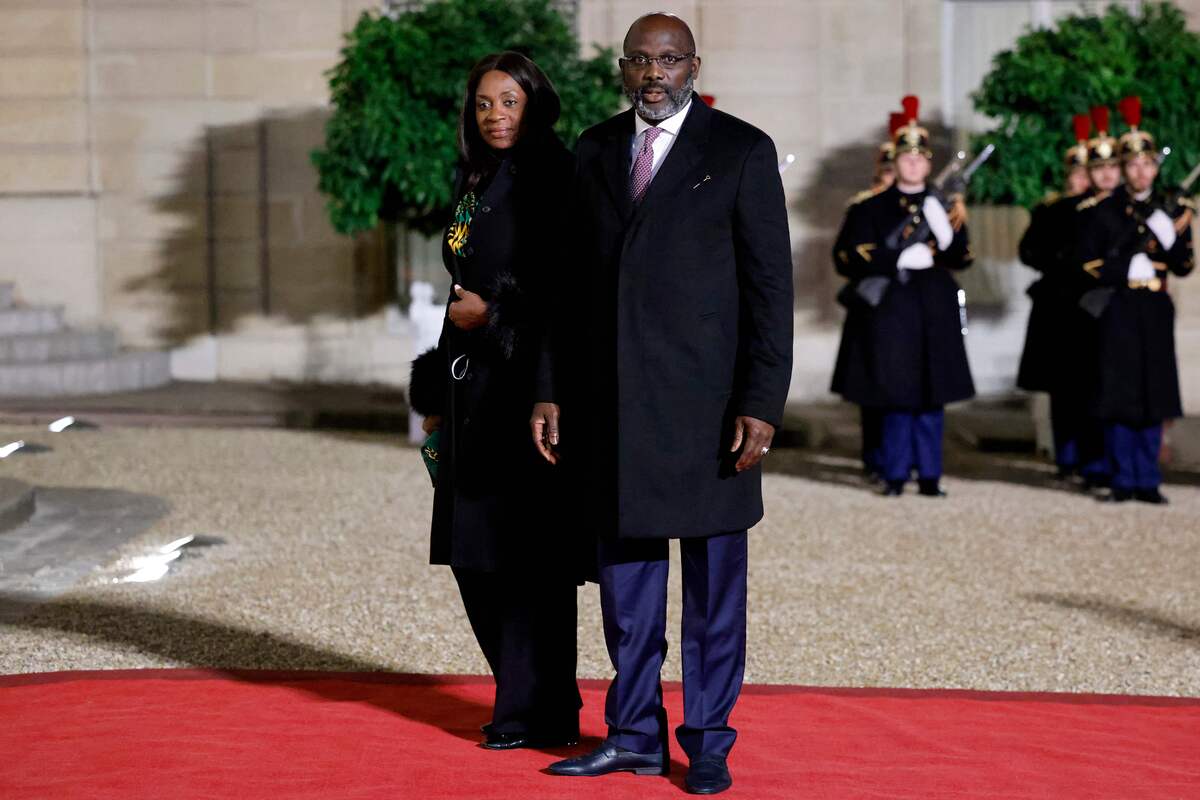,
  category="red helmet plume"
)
[1118,95,1142,129]
[901,95,919,123]
[889,112,907,136]
[1090,105,1110,135]
[1073,114,1091,143]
